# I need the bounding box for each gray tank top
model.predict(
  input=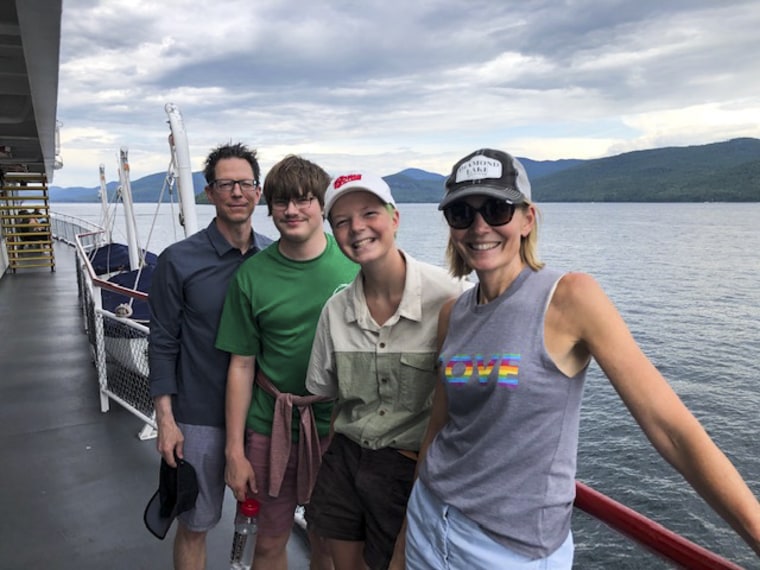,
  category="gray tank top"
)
[419,266,588,558]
